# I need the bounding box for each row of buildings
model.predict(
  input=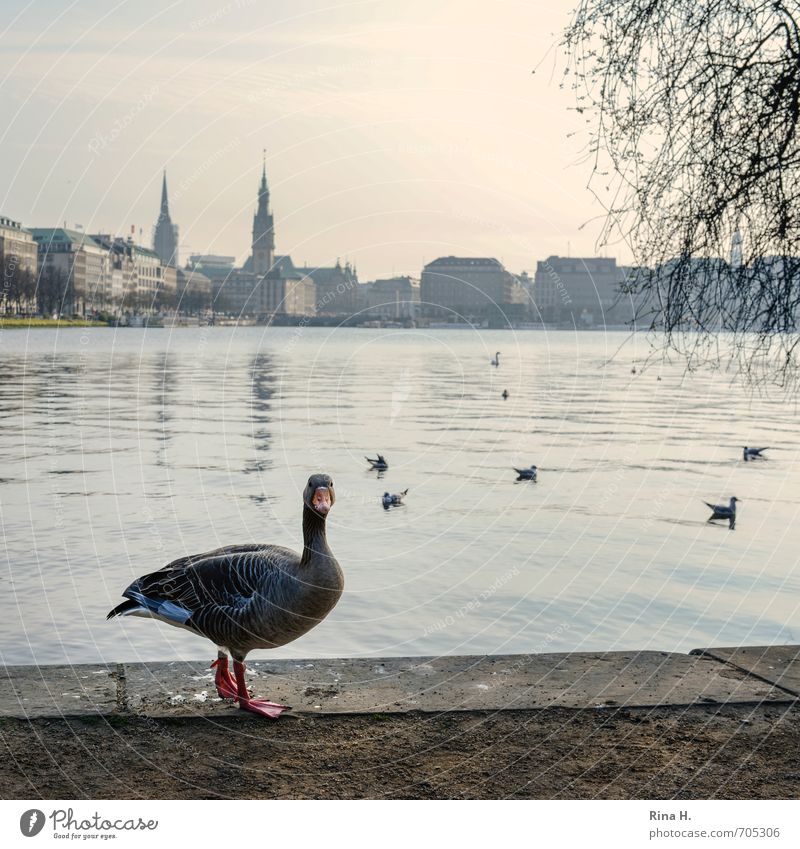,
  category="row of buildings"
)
[1,158,639,326]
